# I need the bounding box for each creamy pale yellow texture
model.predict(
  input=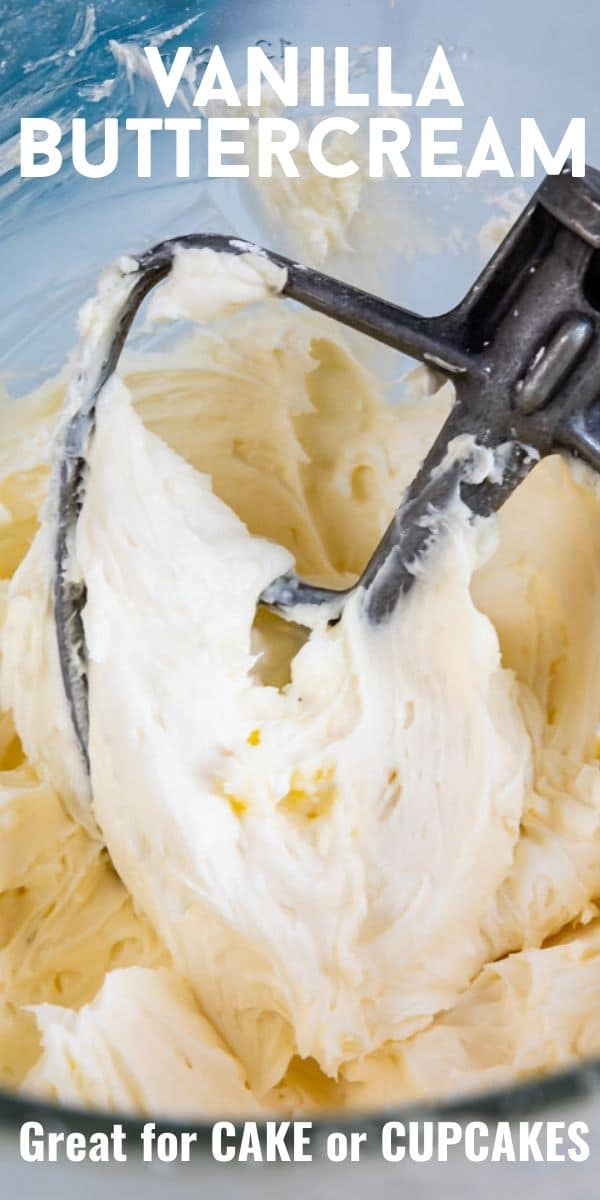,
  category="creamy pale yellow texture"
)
[1,249,600,1117]
[26,967,260,1116]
